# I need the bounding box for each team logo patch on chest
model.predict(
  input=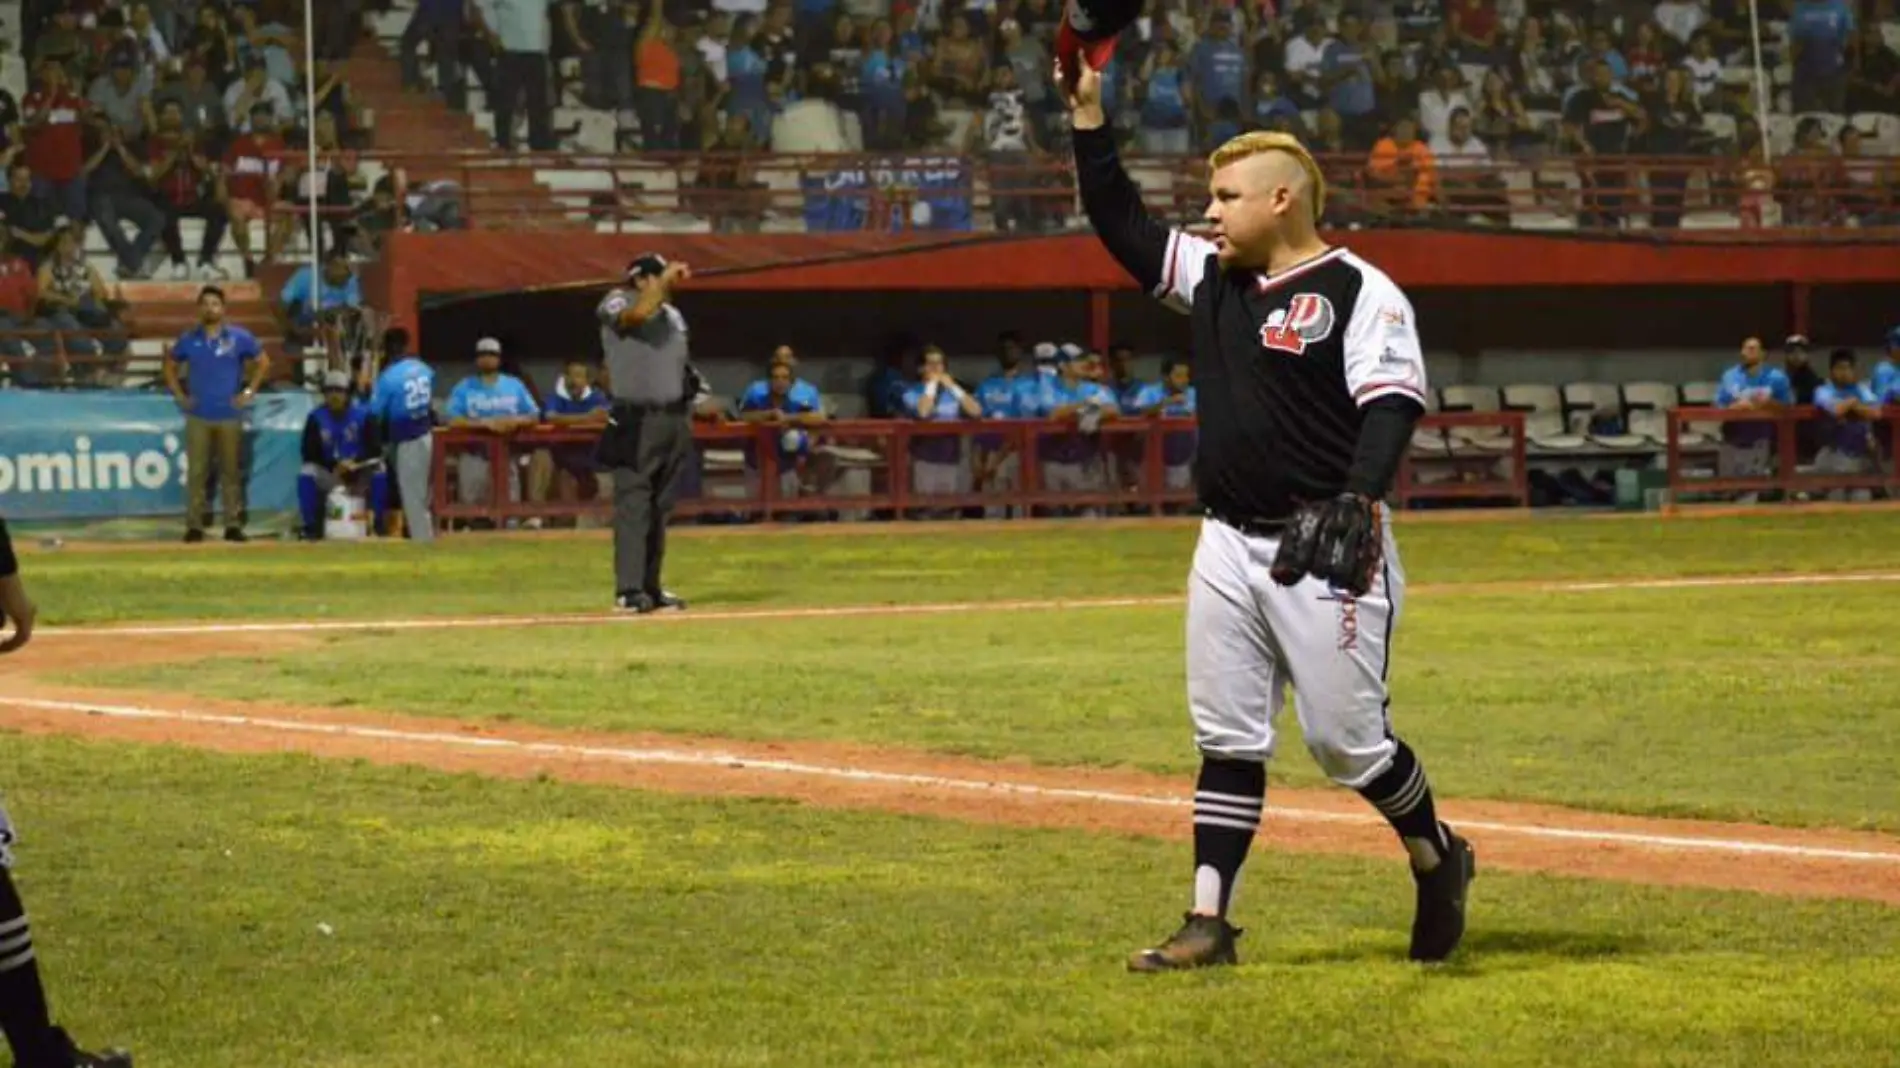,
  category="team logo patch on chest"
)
[1259,293,1337,355]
